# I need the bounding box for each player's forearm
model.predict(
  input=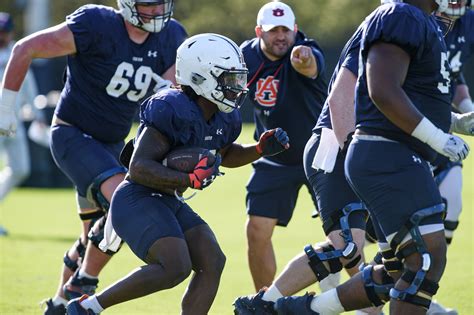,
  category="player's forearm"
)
[129,159,190,190]
[220,143,260,168]
[452,84,473,113]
